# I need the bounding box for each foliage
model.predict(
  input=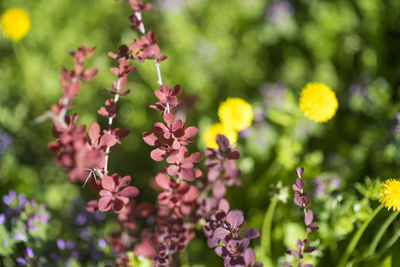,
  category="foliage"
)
[1,0,400,266]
